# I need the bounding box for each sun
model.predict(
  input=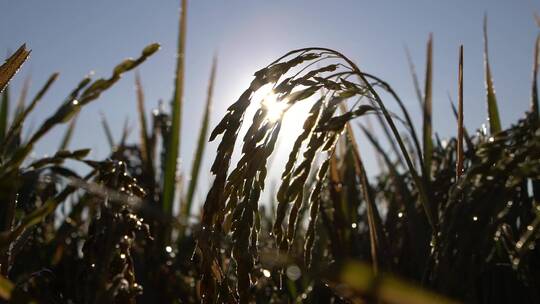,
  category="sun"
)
[262,91,289,122]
